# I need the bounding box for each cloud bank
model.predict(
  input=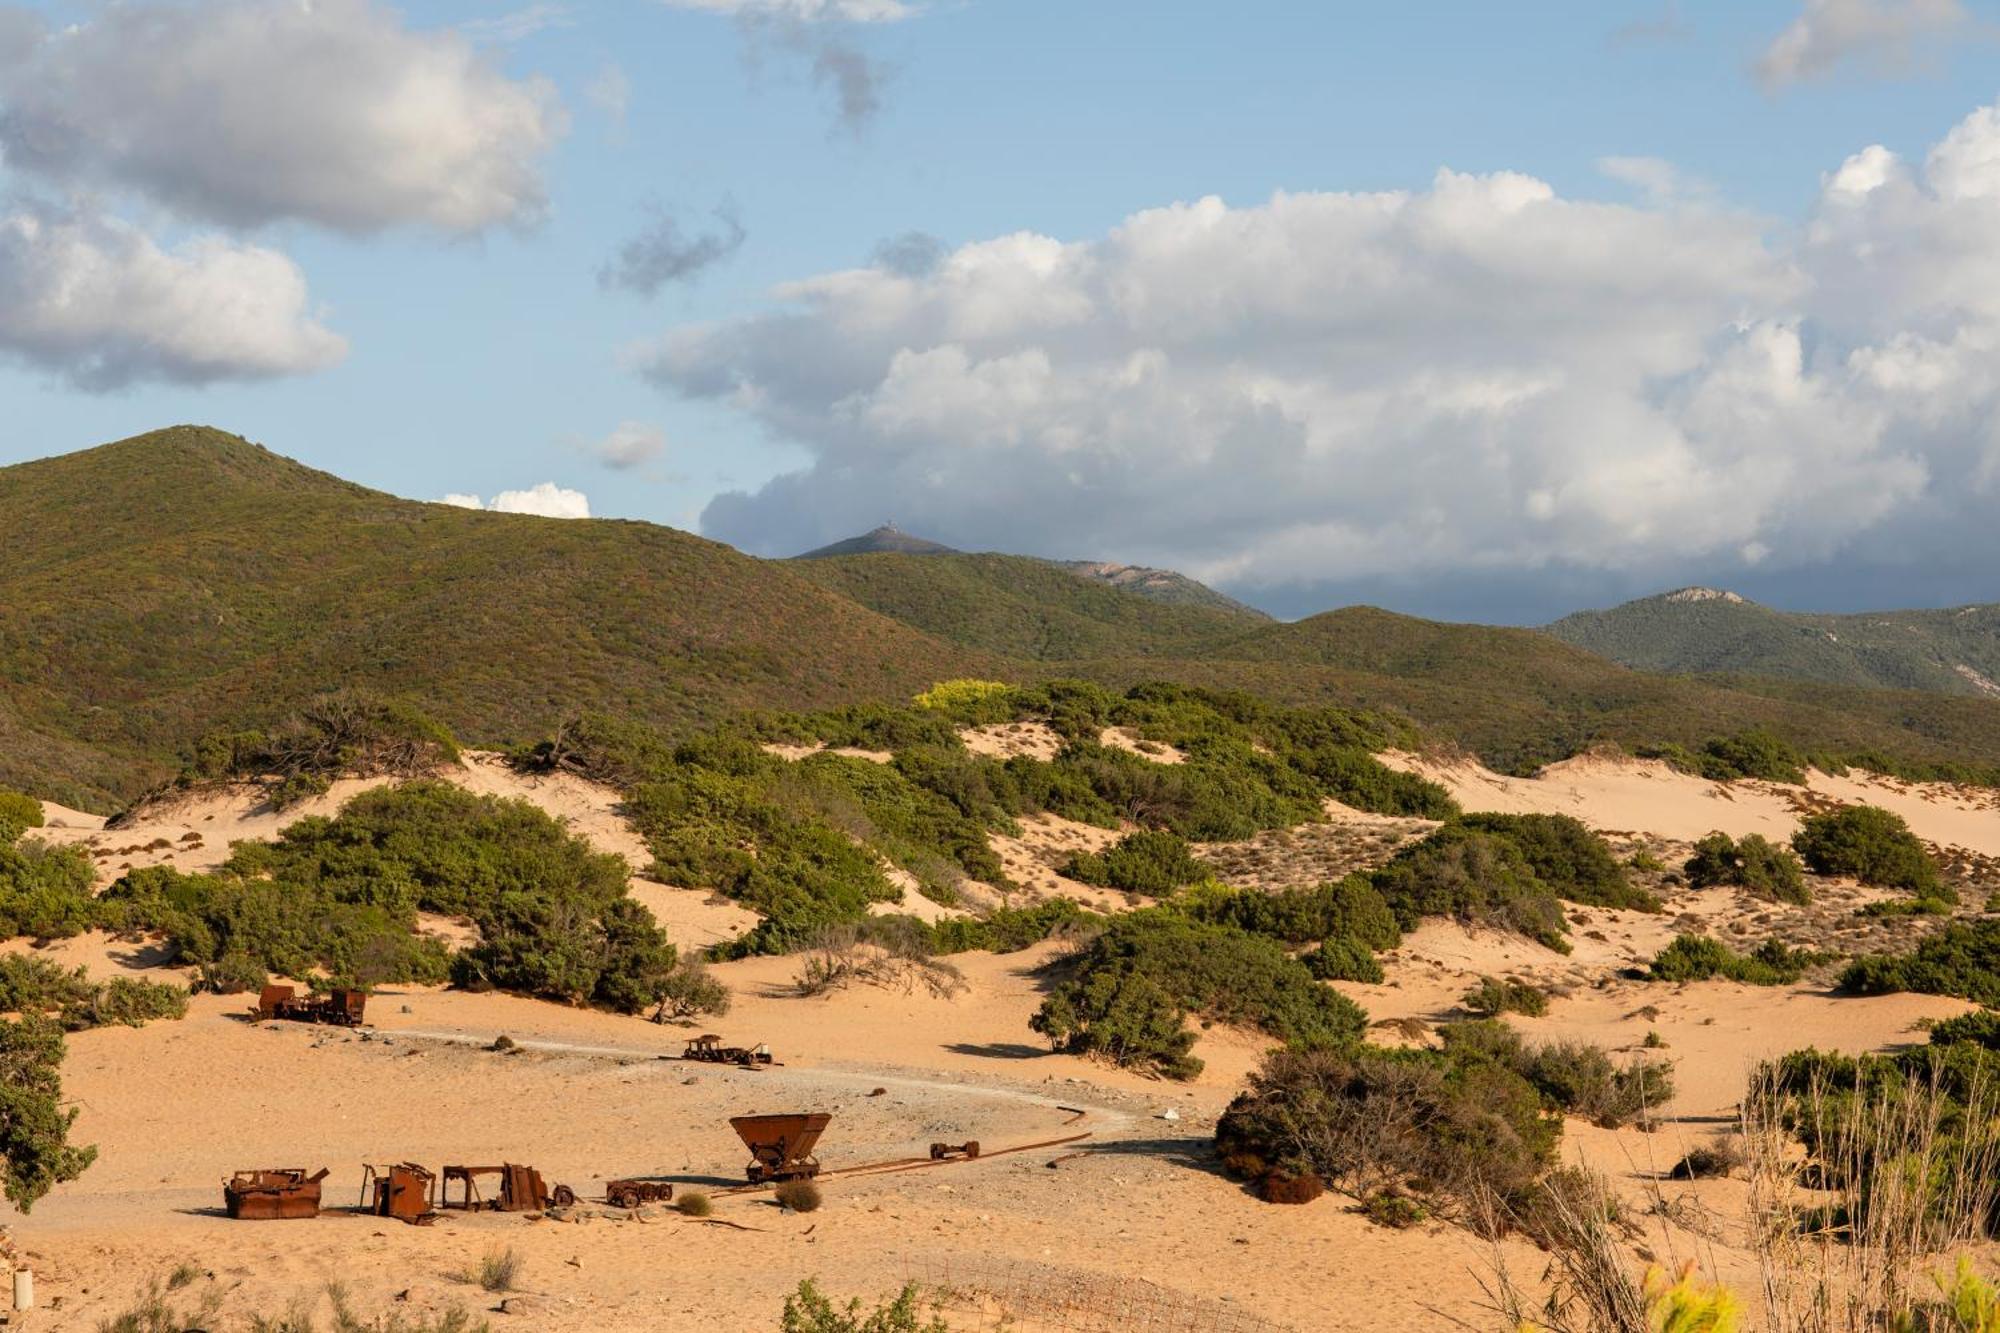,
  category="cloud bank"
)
[635,99,2000,606]
[0,0,565,234]
[0,202,346,389]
